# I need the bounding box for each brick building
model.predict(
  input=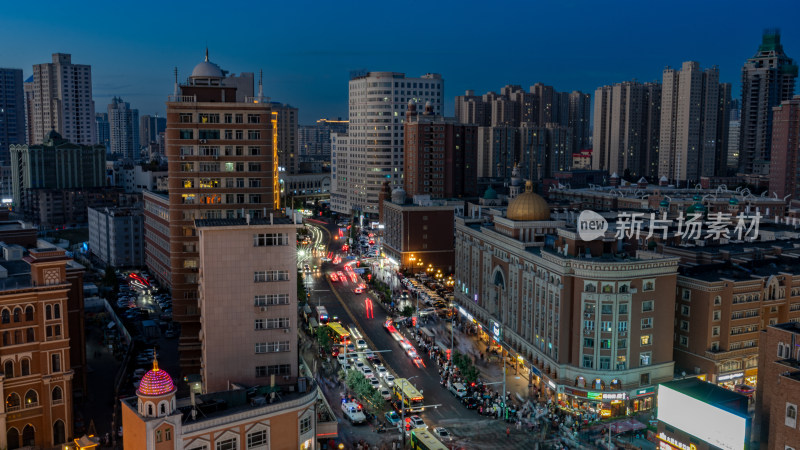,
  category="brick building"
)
[755,322,800,449]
